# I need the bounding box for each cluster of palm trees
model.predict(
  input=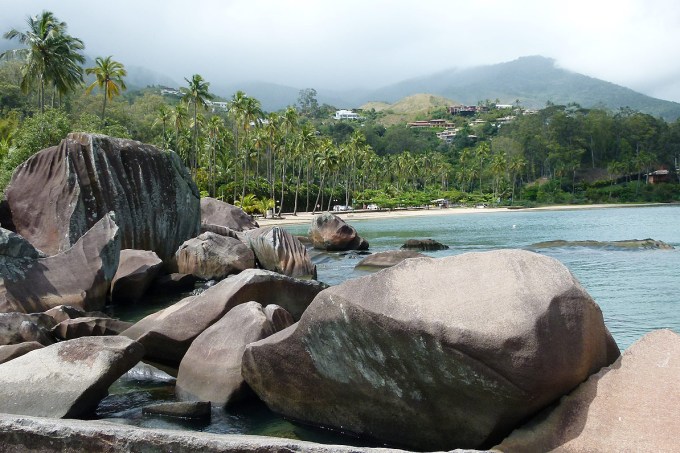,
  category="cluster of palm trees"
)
[1,11,127,124]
